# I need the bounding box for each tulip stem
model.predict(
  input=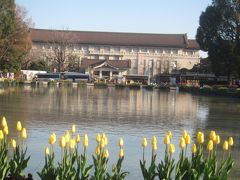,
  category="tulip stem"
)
[142,147,145,161]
